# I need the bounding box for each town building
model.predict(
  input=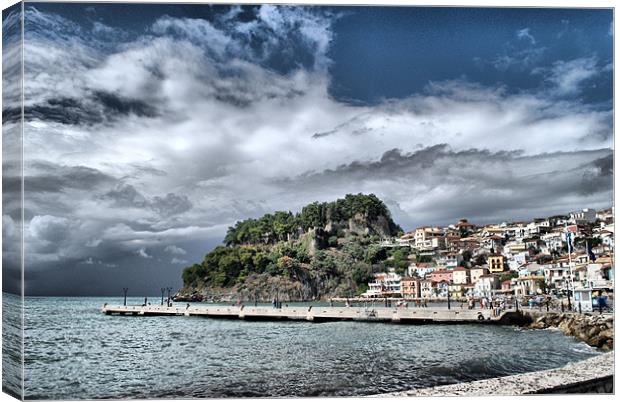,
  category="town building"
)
[570,208,597,224]
[407,262,435,278]
[448,283,466,298]
[420,279,435,299]
[487,254,505,273]
[514,275,545,296]
[401,277,421,299]
[429,269,453,284]
[474,274,500,297]
[452,267,470,285]
[470,266,489,283]
[363,272,402,298]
